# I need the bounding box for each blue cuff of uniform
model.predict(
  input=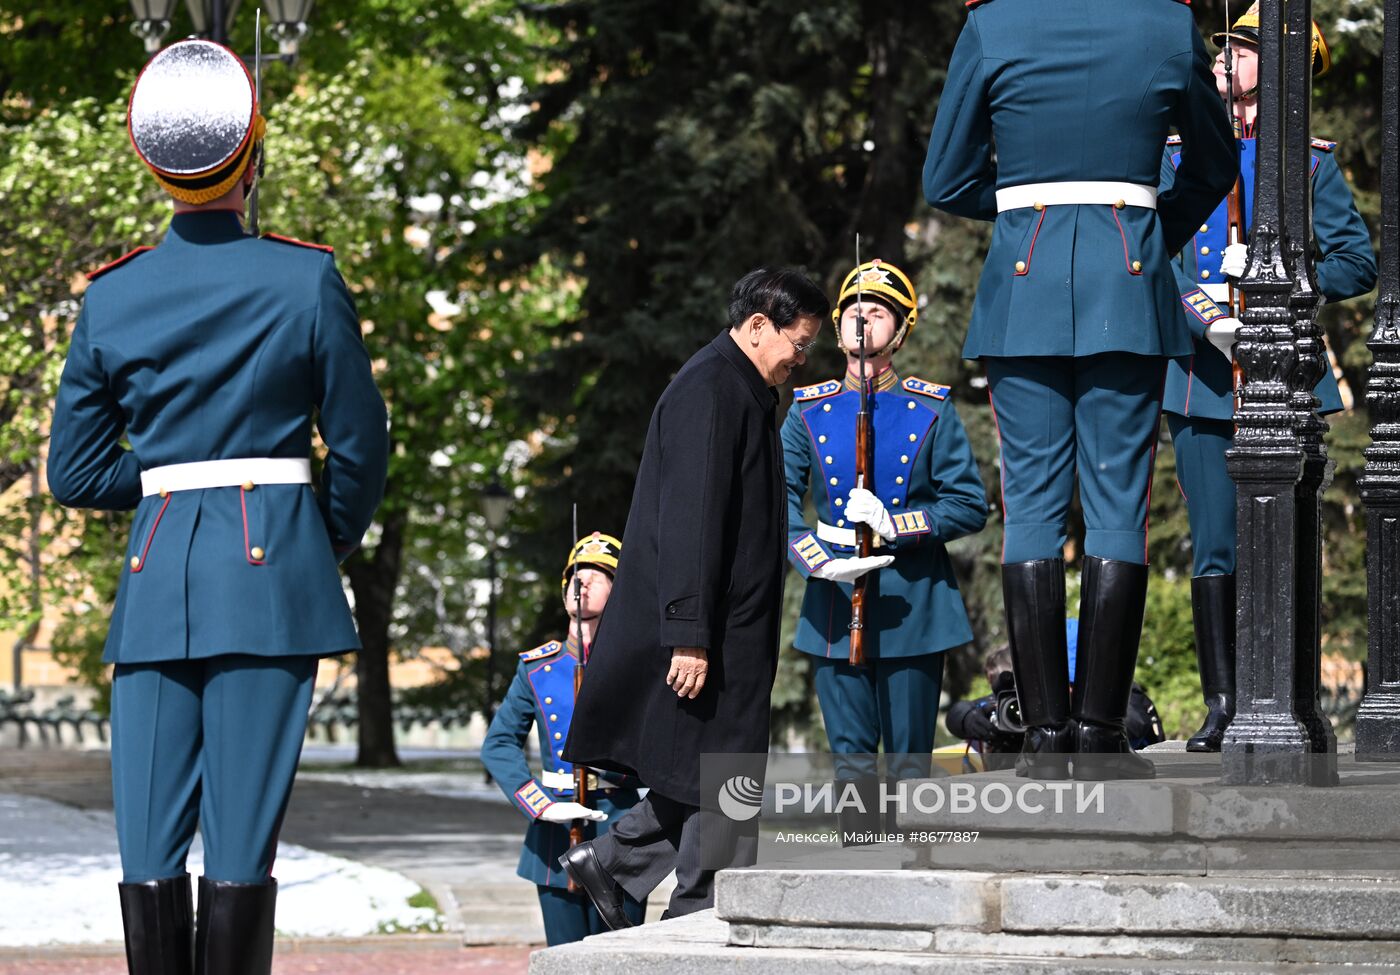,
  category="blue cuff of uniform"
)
[513,779,552,820]
[889,510,933,548]
[788,530,835,578]
[1181,289,1226,339]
